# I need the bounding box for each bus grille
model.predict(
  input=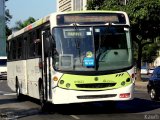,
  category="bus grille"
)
[76,83,116,88]
[77,94,117,99]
